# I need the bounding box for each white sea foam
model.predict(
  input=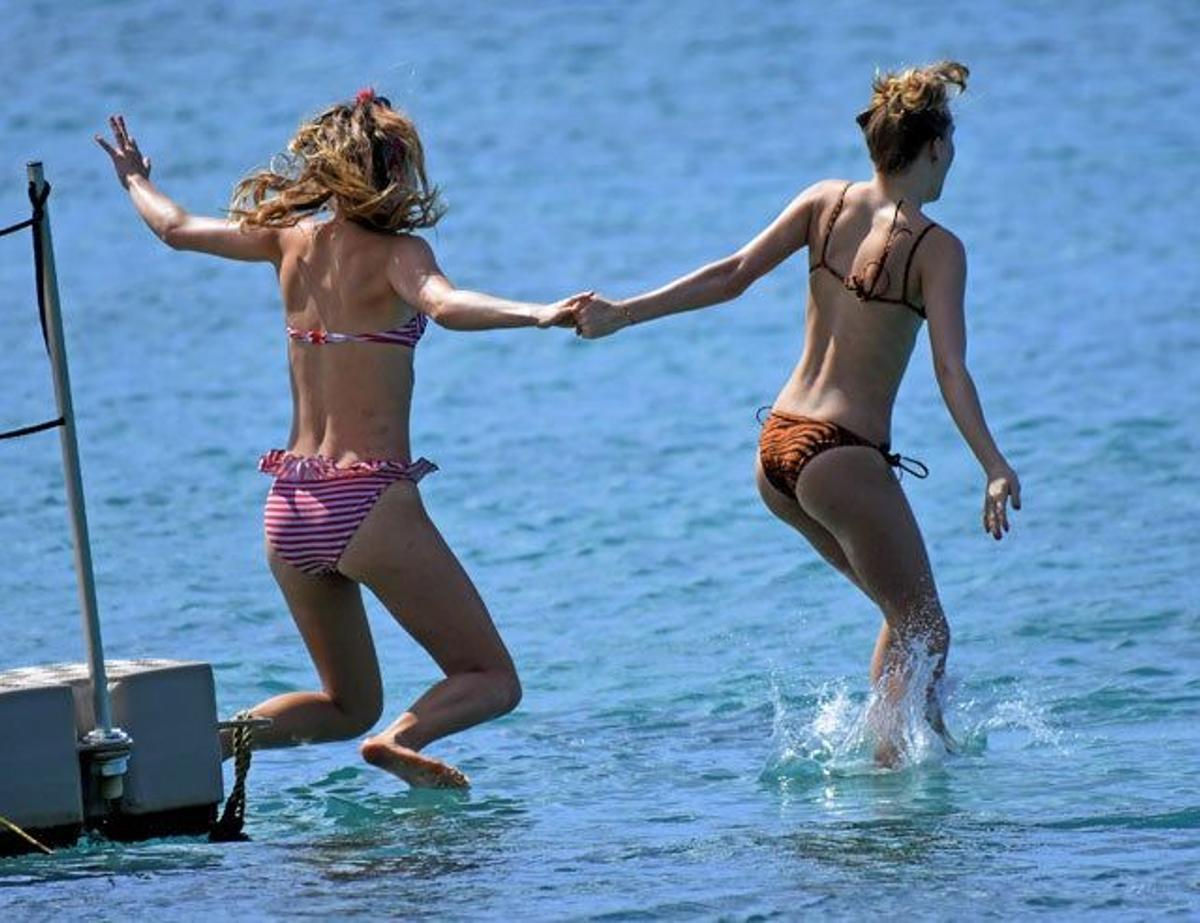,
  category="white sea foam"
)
[763,655,1069,784]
